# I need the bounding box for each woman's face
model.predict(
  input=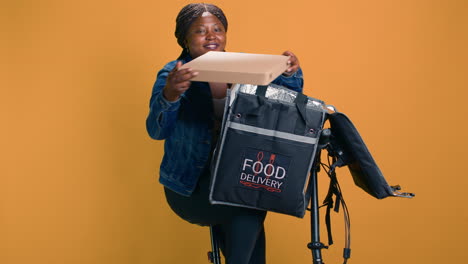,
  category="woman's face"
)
[185,13,227,59]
